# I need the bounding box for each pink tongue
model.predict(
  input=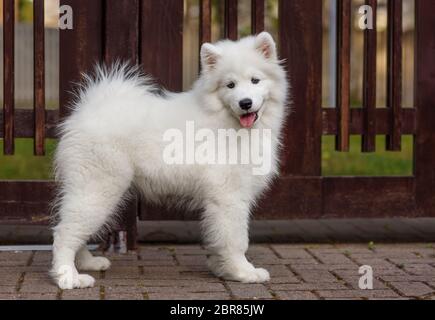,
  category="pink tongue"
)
[239,113,256,128]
